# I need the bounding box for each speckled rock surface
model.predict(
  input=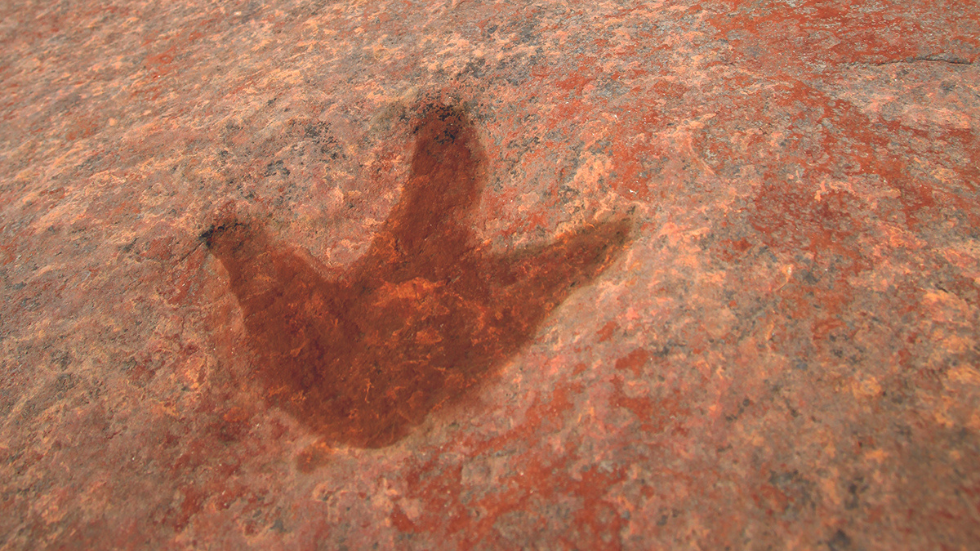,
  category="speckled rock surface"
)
[1,0,979,549]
